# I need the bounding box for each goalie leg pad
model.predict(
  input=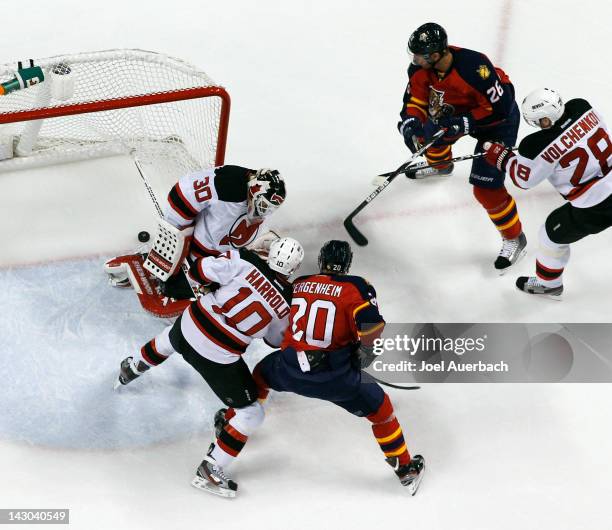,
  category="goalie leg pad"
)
[106,254,191,318]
